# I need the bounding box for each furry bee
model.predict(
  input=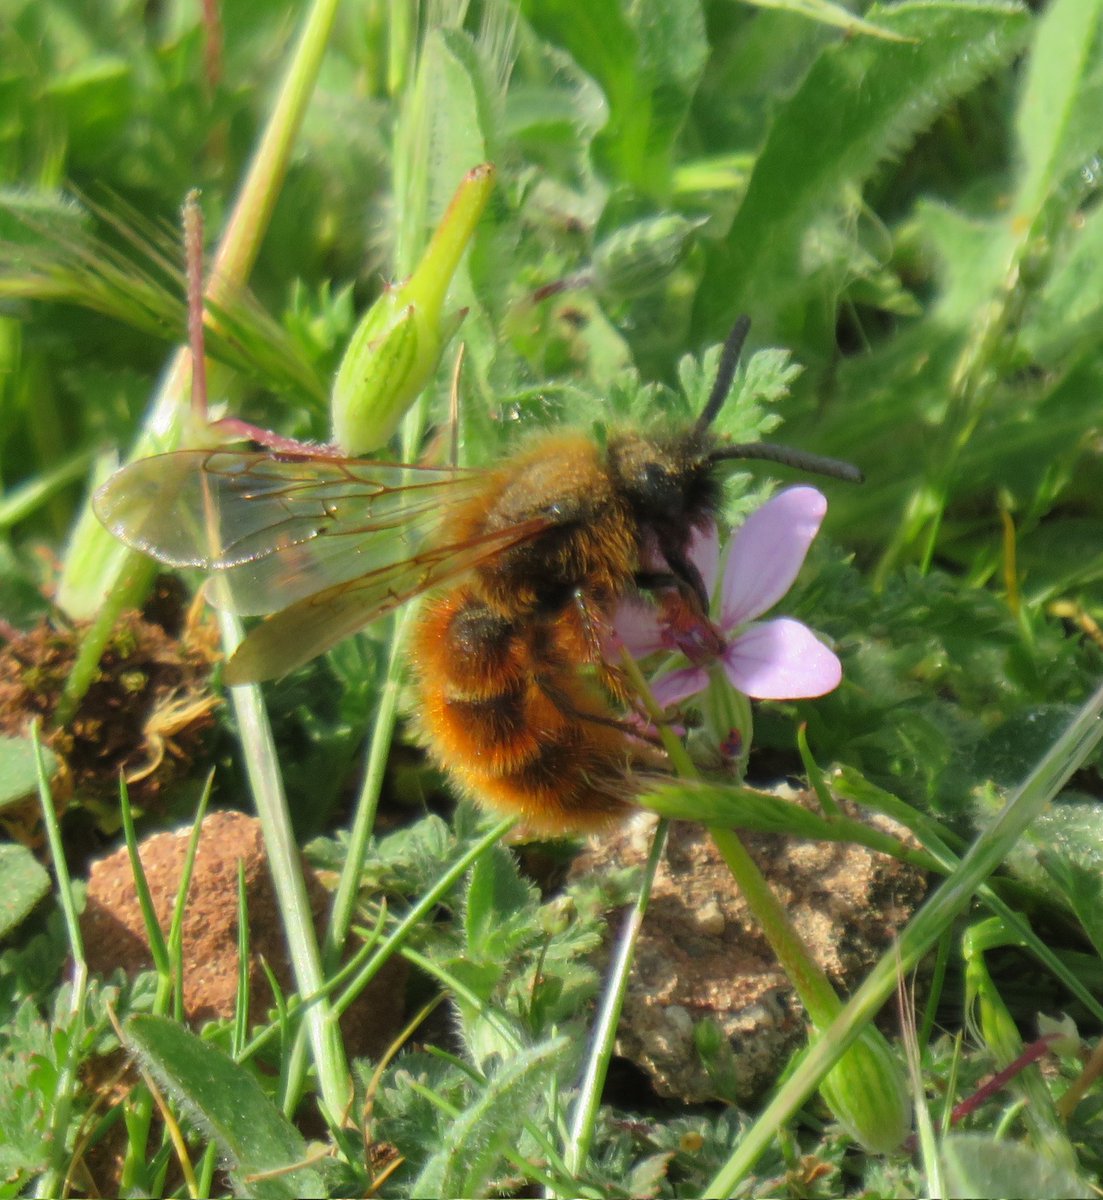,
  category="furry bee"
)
[96,319,859,835]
